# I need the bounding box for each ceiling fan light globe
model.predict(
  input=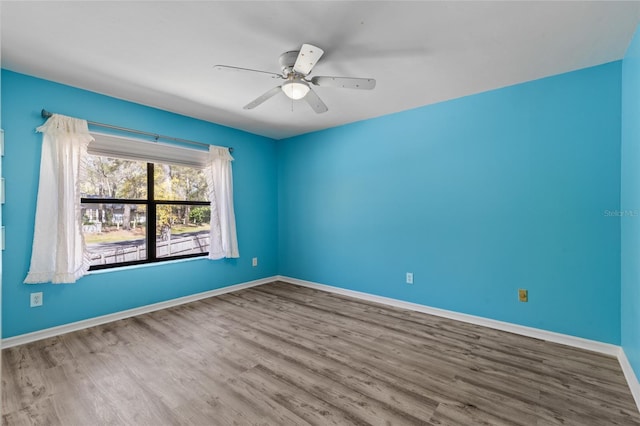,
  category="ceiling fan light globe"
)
[282,81,310,100]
